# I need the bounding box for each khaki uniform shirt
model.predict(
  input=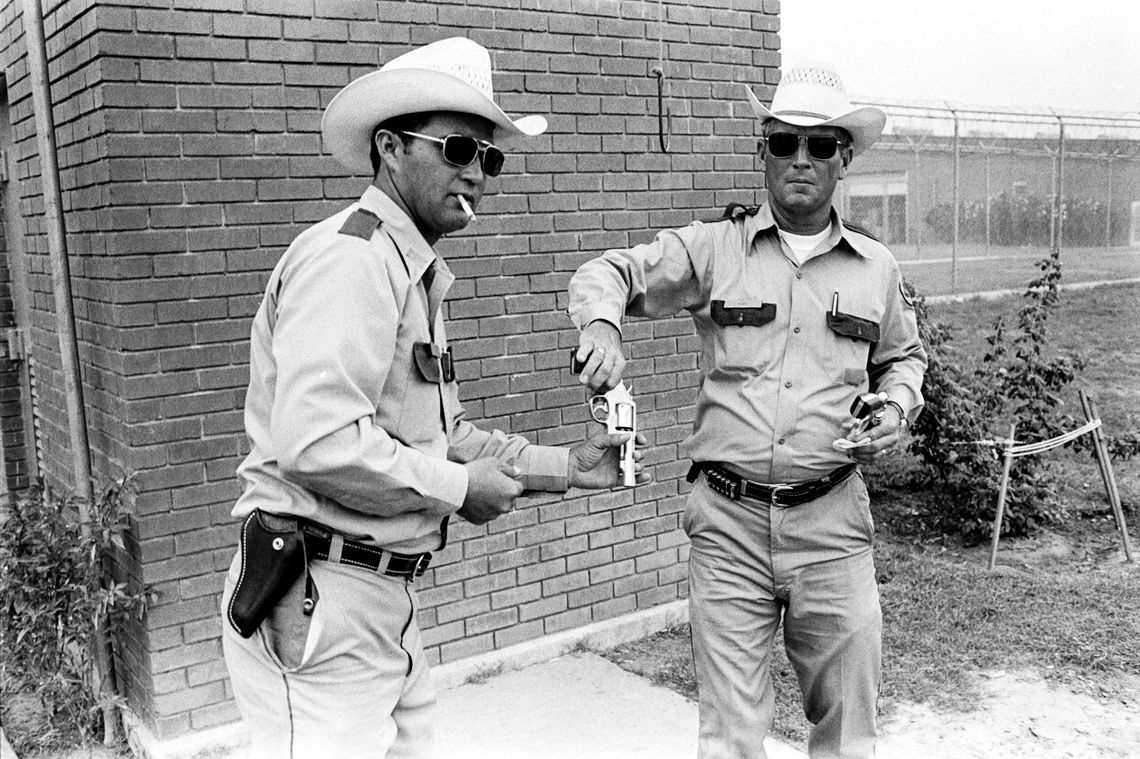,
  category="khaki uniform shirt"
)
[569,203,927,483]
[234,186,569,554]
